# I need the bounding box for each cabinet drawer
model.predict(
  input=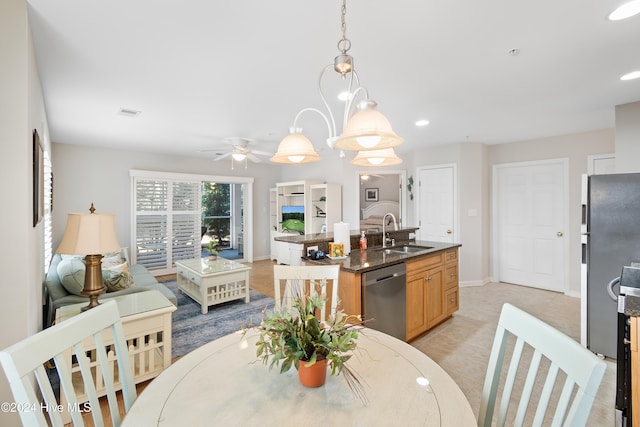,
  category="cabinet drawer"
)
[445,249,457,264]
[445,287,459,314]
[445,264,458,289]
[406,252,444,276]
